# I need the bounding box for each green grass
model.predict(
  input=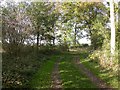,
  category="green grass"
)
[3,48,118,88]
[59,54,97,88]
[79,51,119,88]
[29,55,57,89]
